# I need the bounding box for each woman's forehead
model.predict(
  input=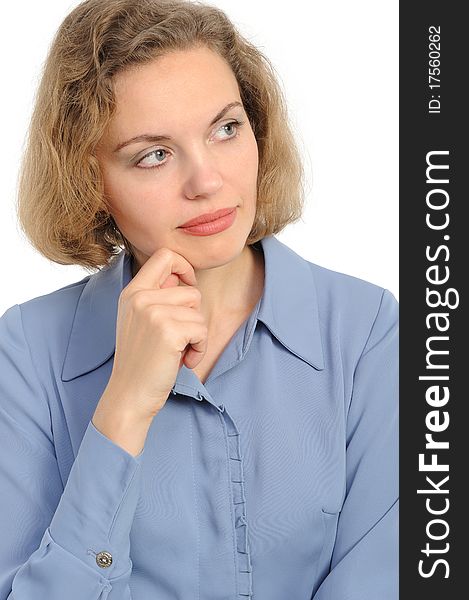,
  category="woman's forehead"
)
[107,49,242,138]
[112,46,236,98]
